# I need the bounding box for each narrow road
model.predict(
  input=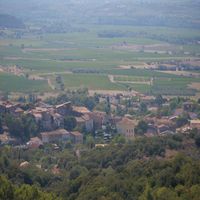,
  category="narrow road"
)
[108,75,115,83]
[47,78,55,90]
